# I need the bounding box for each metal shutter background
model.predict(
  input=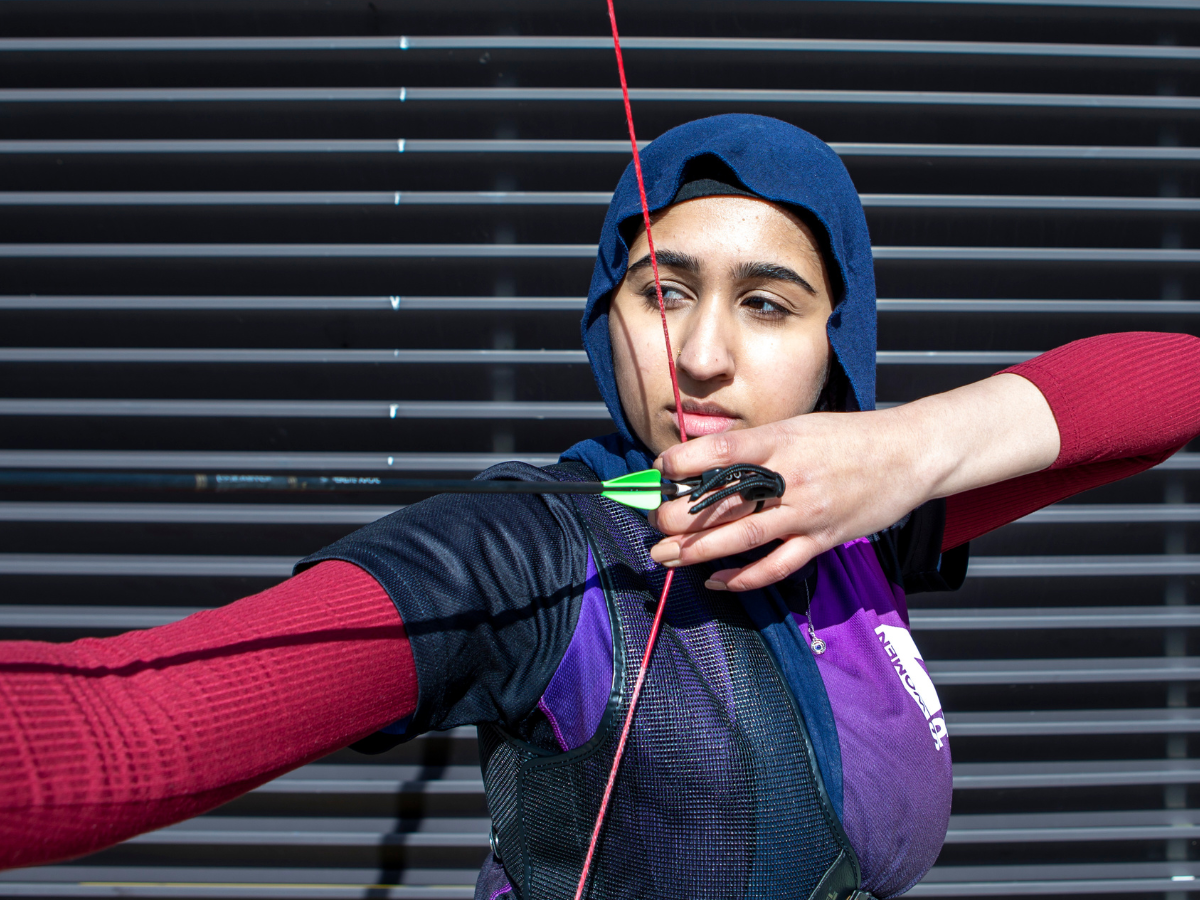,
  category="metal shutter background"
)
[1,0,1198,897]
